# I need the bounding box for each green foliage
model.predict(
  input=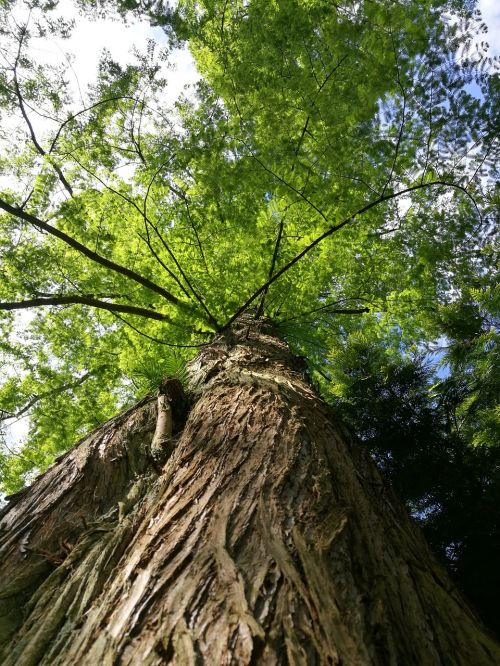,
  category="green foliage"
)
[436,277,500,449]
[326,335,500,635]
[0,0,495,470]
[130,352,190,394]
